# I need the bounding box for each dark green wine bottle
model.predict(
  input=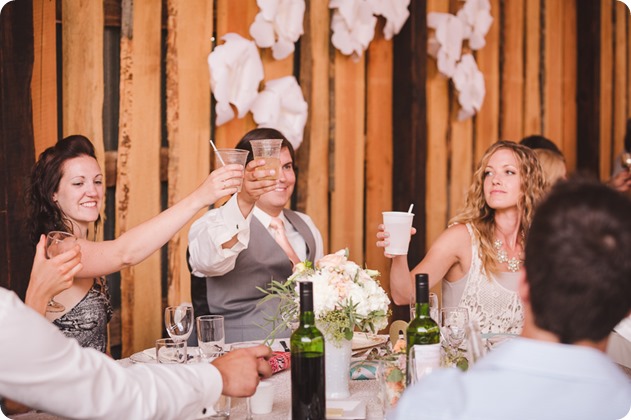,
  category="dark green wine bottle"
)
[406,273,441,385]
[291,281,325,420]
